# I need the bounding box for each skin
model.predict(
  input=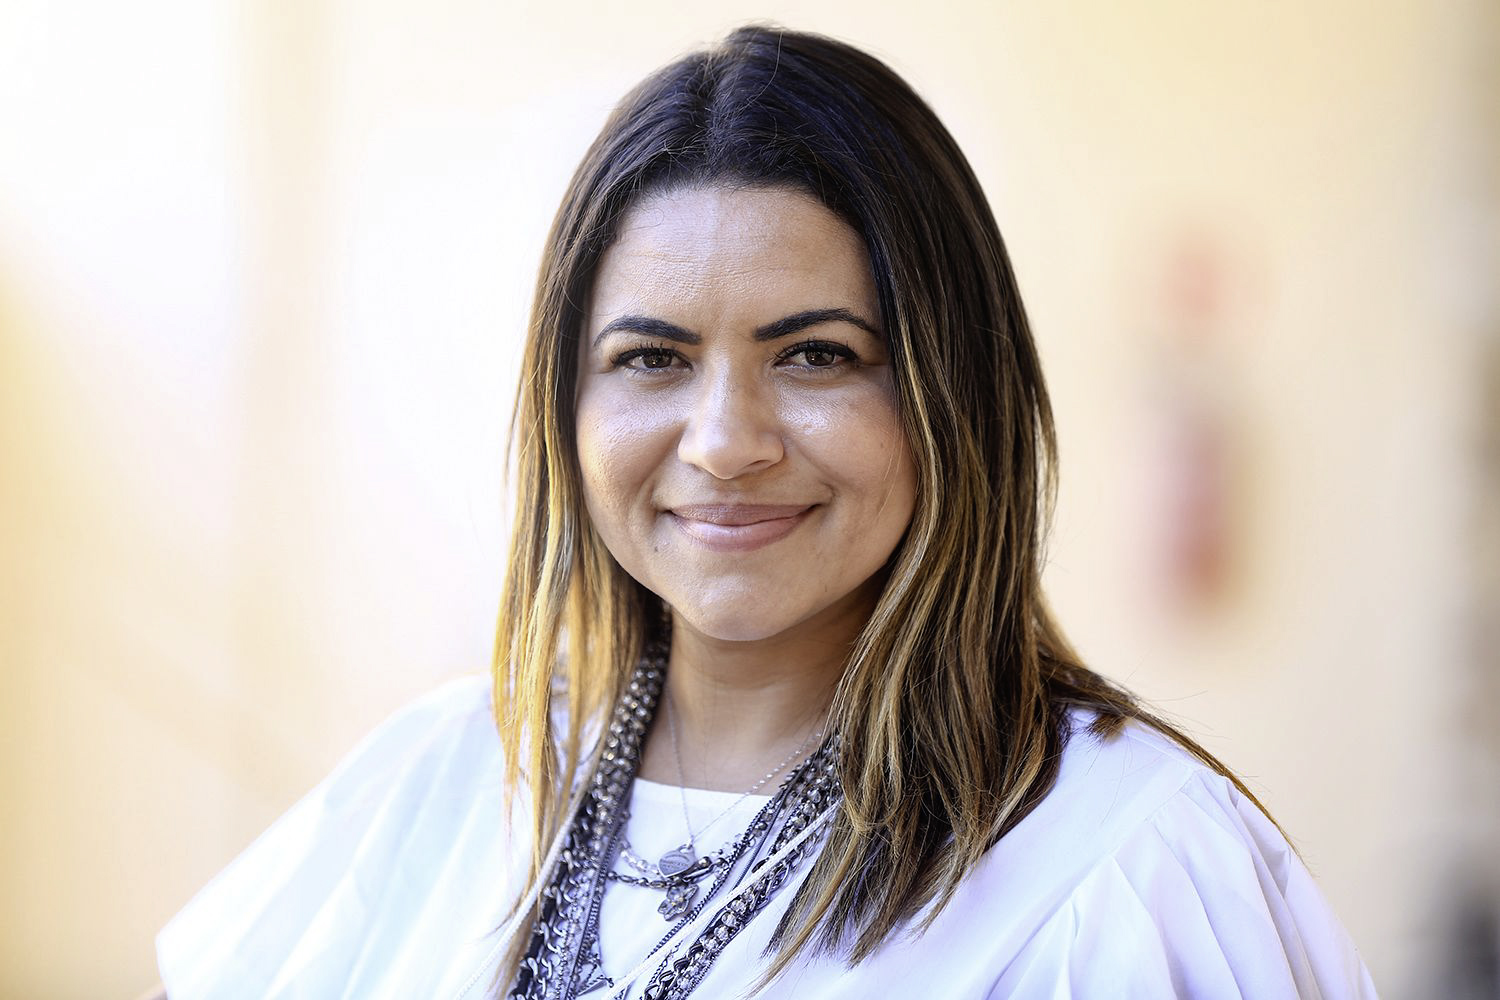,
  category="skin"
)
[575,184,917,790]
